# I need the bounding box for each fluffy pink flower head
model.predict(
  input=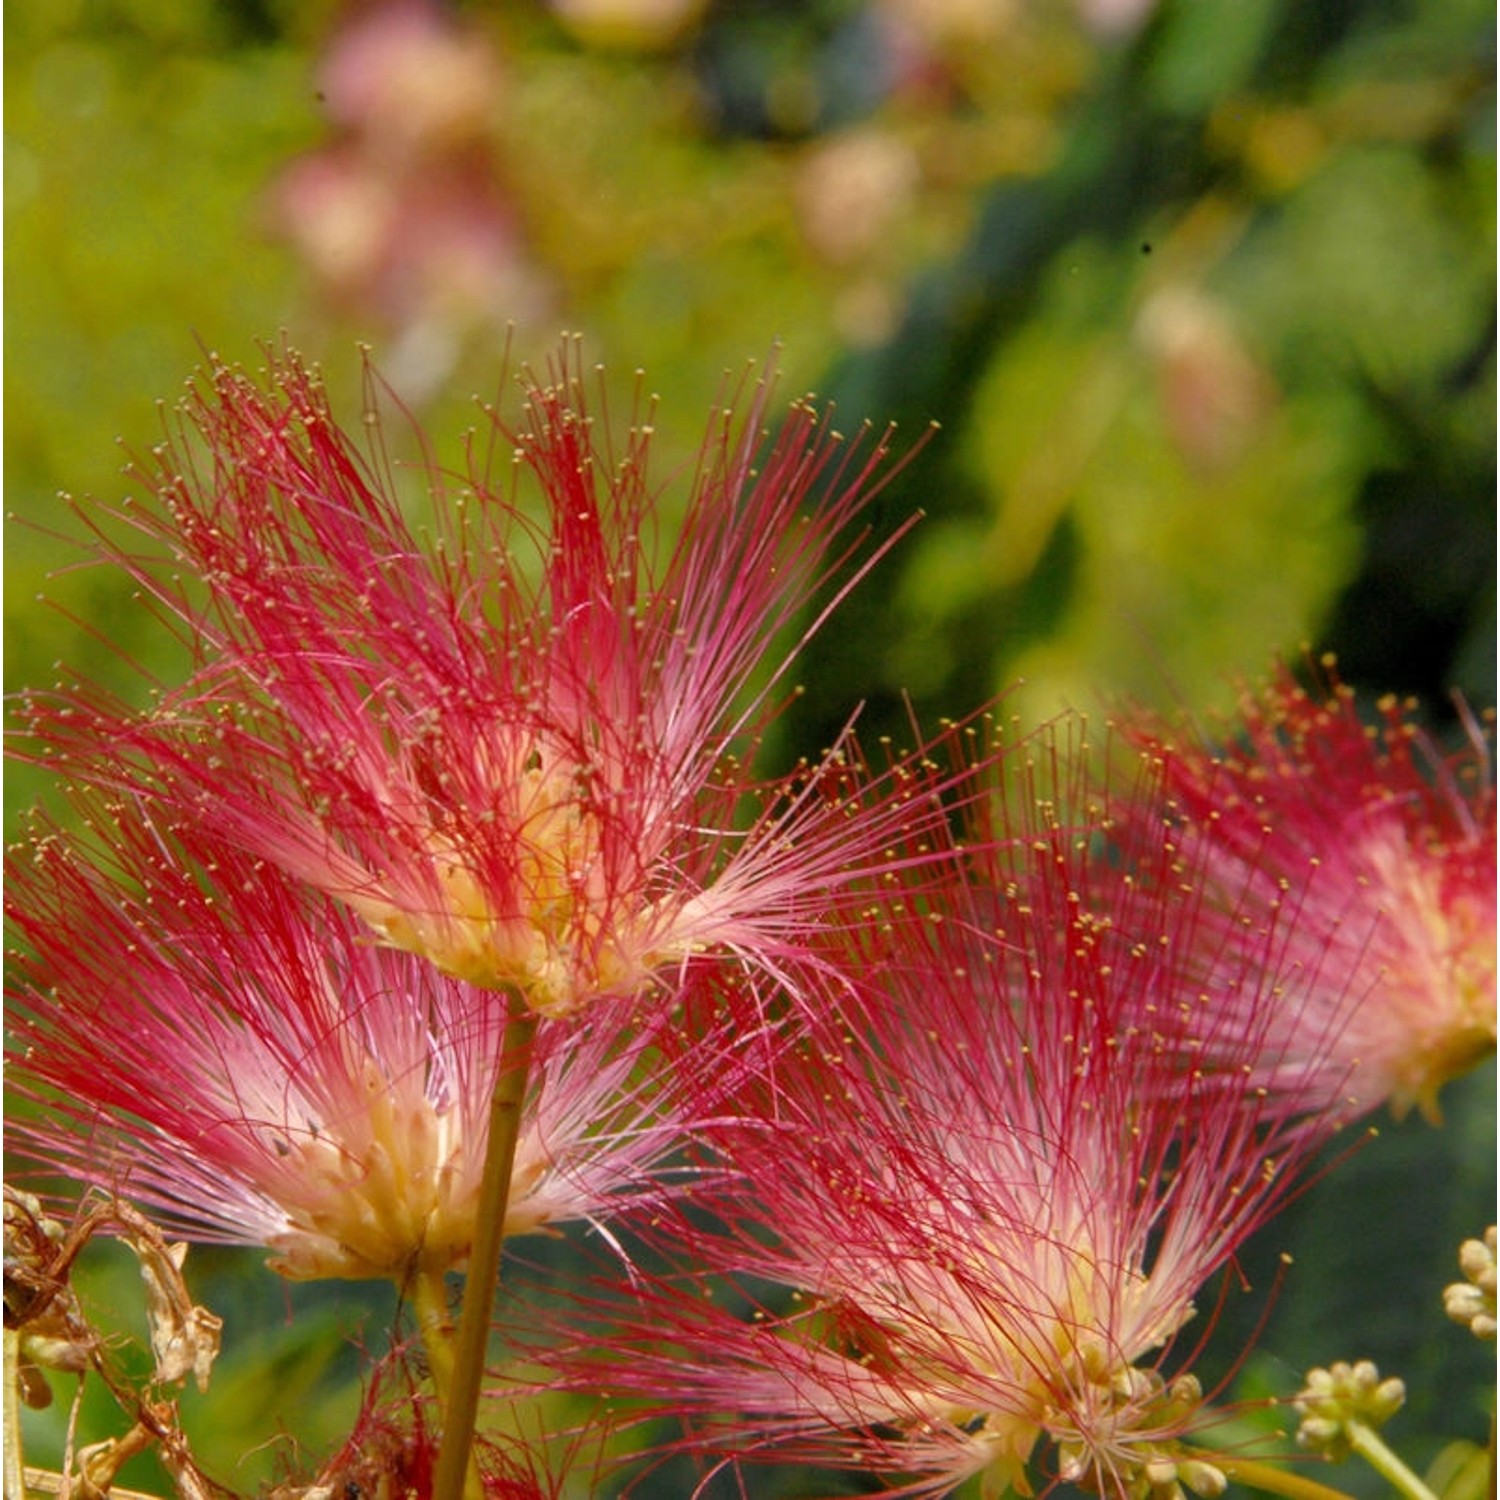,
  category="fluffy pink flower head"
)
[5,793,770,1283]
[1120,660,1496,1122]
[537,721,1348,1498]
[18,343,969,1020]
